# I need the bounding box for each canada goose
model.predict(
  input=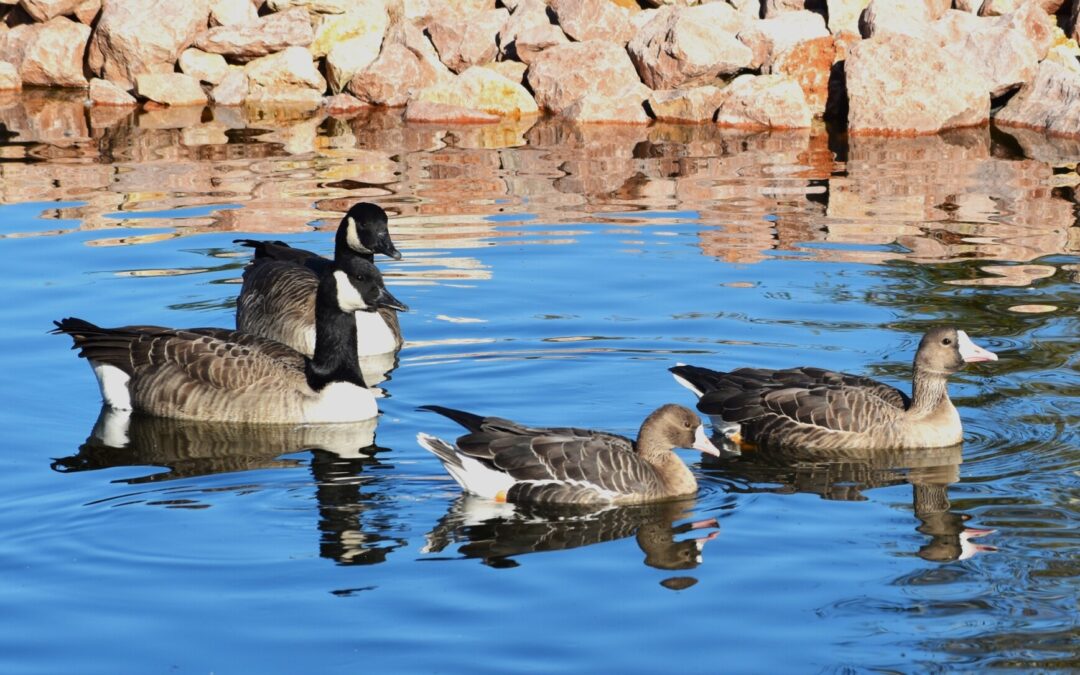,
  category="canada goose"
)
[669,327,998,452]
[53,257,406,424]
[416,404,722,505]
[235,202,407,360]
